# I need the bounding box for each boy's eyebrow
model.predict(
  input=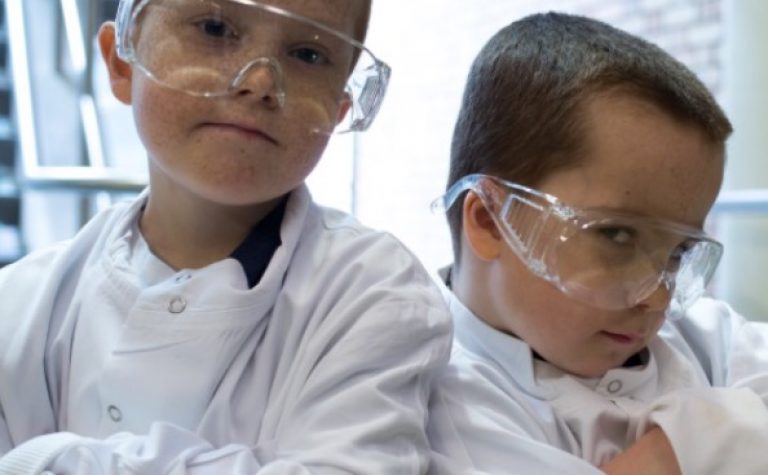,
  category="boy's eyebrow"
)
[575,204,708,230]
